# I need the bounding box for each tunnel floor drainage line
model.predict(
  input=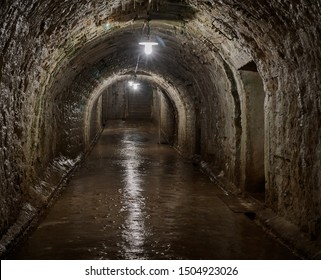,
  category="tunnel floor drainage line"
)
[216,194,257,213]
[10,120,298,260]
